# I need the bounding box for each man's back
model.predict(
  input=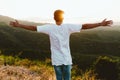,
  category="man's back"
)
[37,24,82,65]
